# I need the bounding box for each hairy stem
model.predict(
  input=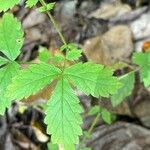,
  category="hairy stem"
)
[39,0,67,45]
